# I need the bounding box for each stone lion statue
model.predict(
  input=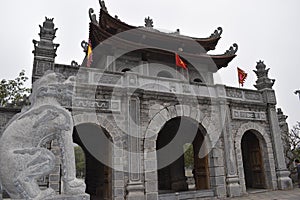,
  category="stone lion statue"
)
[0,72,87,199]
